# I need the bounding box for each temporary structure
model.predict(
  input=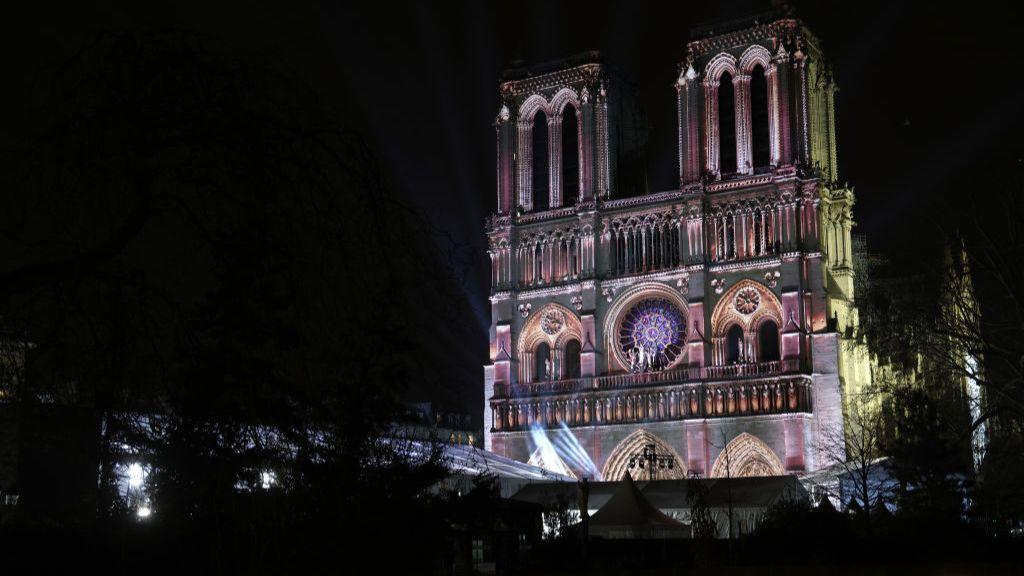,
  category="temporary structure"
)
[587,472,687,539]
